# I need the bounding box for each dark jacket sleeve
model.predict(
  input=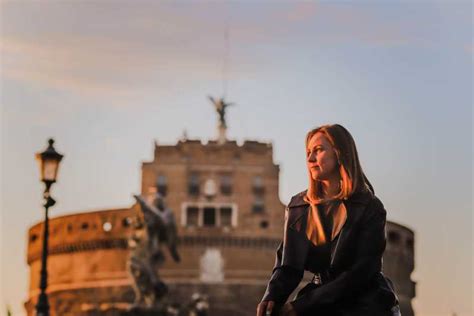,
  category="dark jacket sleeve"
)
[260,207,308,304]
[290,197,387,314]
